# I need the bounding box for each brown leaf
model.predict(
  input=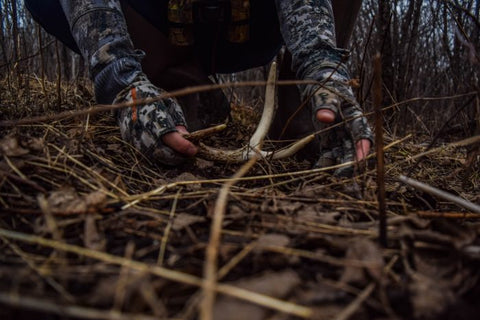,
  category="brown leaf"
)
[172,213,205,231]
[340,238,384,285]
[0,135,29,157]
[195,158,214,169]
[23,136,45,151]
[173,172,202,191]
[297,208,341,224]
[47,187,108,215]
[84,214,106,251]
[213,270,300,320]
[256,234,290,249]
[261,199,302,215]
[410,275,455,318]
